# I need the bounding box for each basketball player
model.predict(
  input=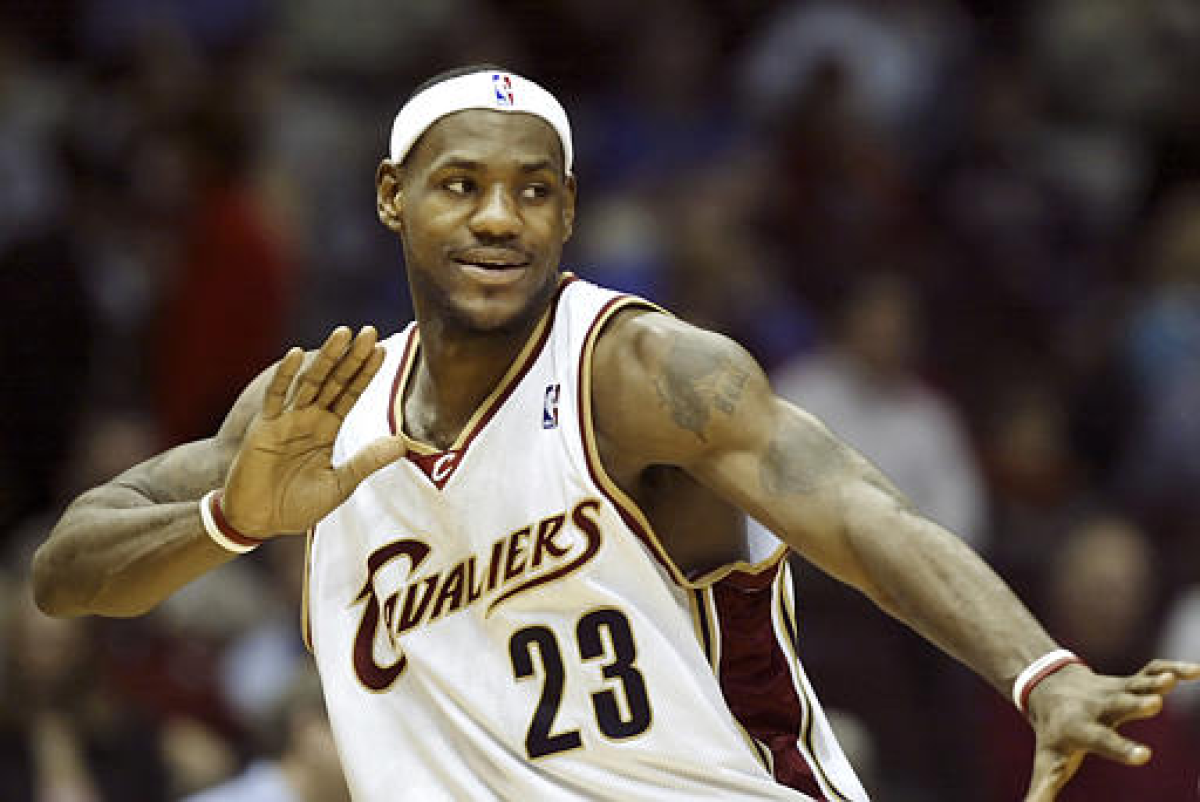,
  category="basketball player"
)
[33,67,1199,801]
